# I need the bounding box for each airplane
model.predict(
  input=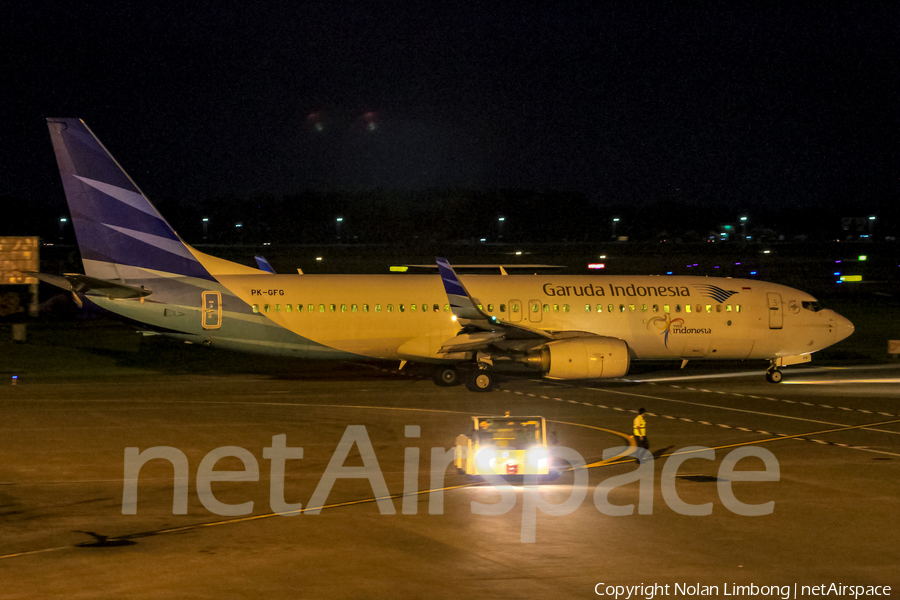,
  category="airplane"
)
[41,118,854,392]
